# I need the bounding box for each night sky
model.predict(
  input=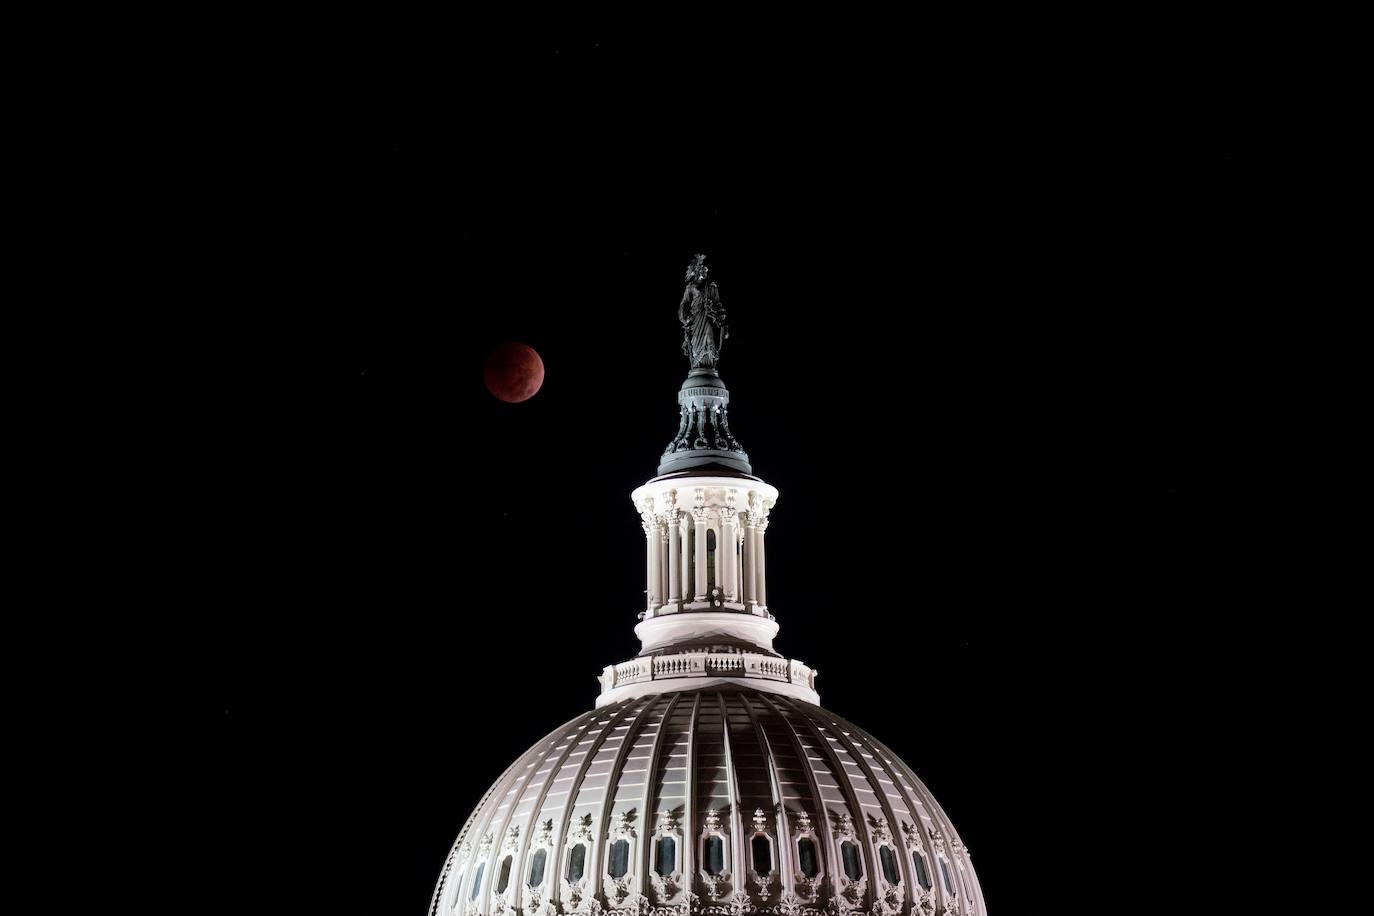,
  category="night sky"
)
[208,40,1252,915]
